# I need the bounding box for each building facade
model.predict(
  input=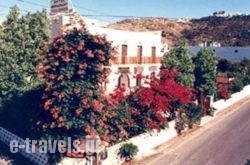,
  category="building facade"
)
[50,11,167,93]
